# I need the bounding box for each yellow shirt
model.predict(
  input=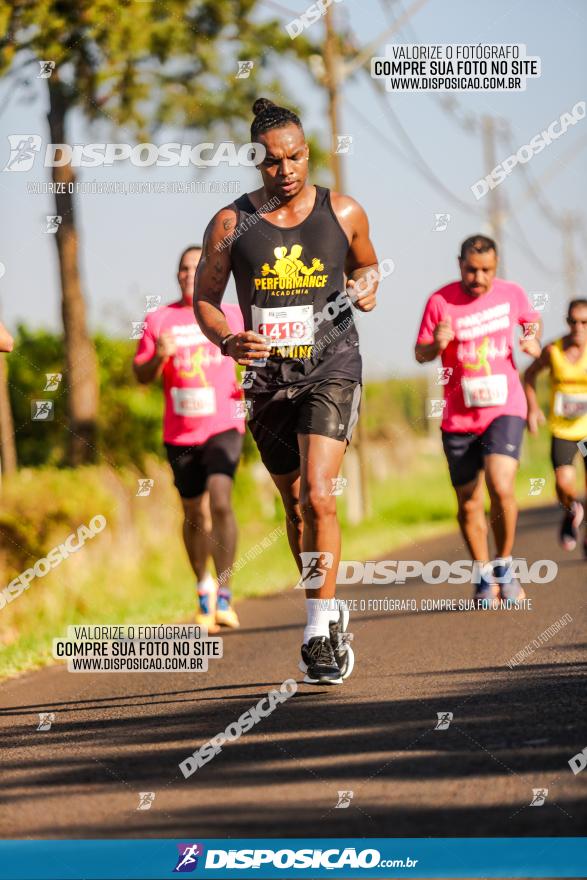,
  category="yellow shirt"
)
[548,338,587,440]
